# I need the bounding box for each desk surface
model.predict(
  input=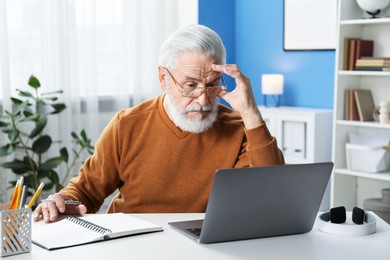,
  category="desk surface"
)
[10,213,390,260]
